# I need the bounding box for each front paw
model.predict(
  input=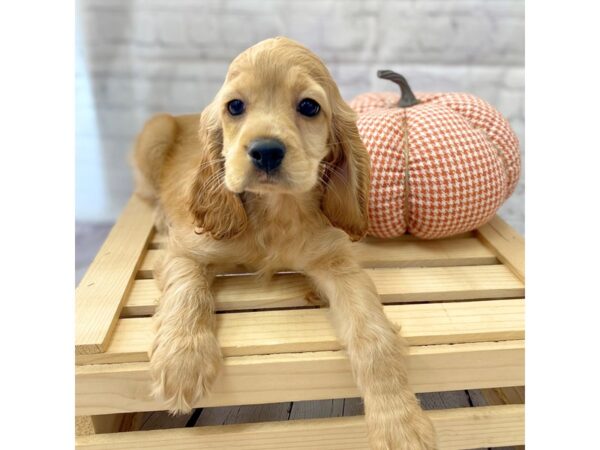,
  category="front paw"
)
[366,399,437,450]
[149,331,222,414]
